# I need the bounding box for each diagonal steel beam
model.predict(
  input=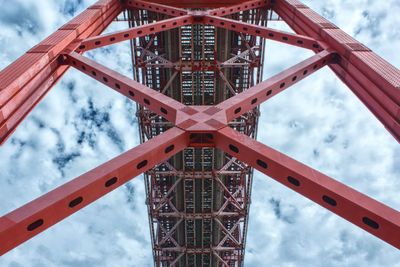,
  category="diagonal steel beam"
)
[274,0,400,142]
[218,71,237,96]
[204,15,321,51]
[238,34,257,60]
[66,52,186,125]
[275,0,400,105]
[215,126,400,249]
[154,178,183,211]
[217,50,335,122]
[215,218,241,246]
[126,0,189,17]
[0,127,188,255]
[158,218,184,245]
[214,177,244,211]
[0,0,122,145]
[140,34,157,61]
[79,15,193,51]
[161,70,179,94]
[208,0,271,17]
[213,251,230,267]
[222,46,258,66]
[138,47,175,66]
